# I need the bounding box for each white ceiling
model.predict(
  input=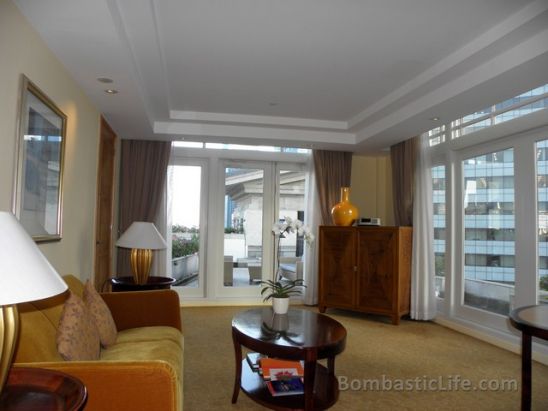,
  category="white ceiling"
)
[13,0,548,153]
